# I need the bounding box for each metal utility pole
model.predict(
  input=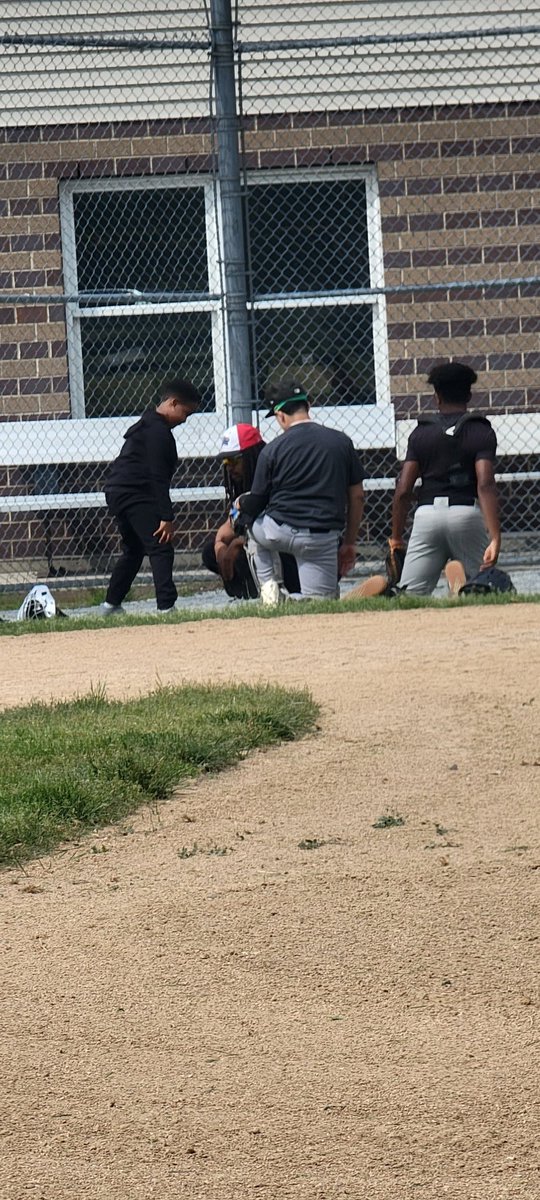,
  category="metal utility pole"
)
[210,0,253,423]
